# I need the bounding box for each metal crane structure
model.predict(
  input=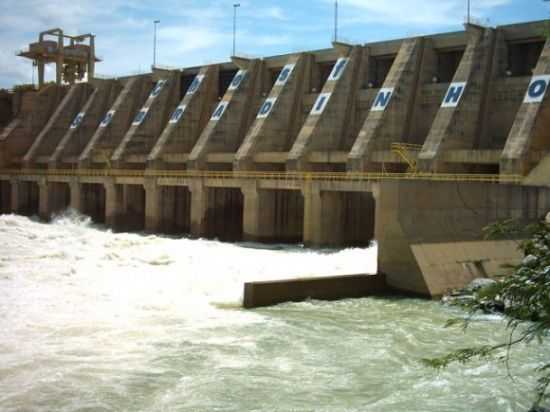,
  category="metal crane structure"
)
[18,28,100,88]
